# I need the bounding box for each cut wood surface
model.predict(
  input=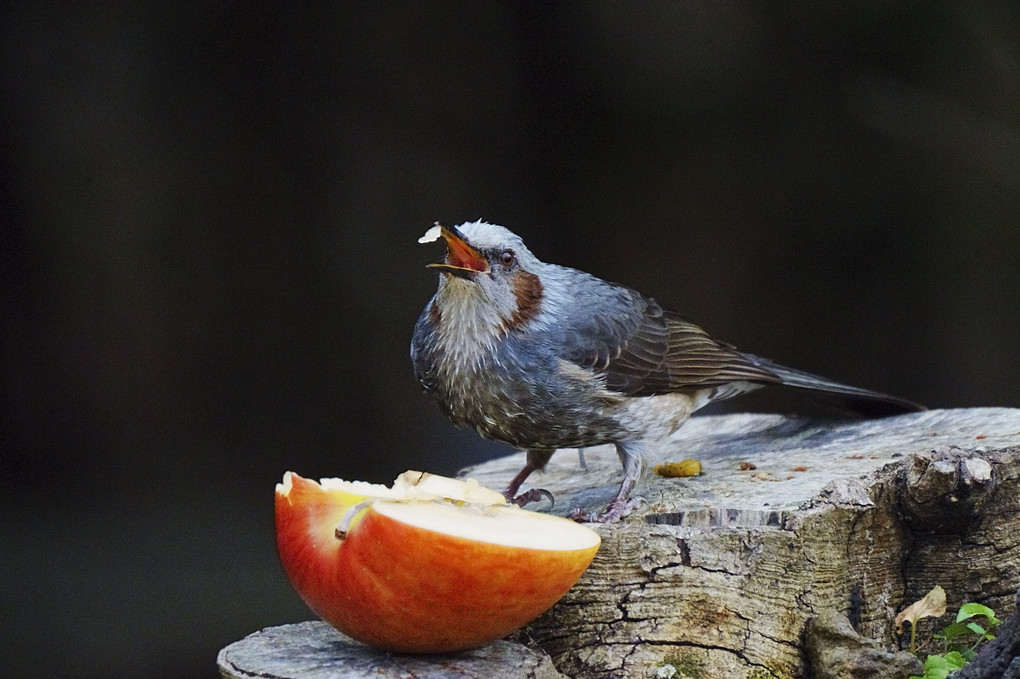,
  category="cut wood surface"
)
[460,408,1018,528]
[219,408,1020,679]
[217,621,568,679]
